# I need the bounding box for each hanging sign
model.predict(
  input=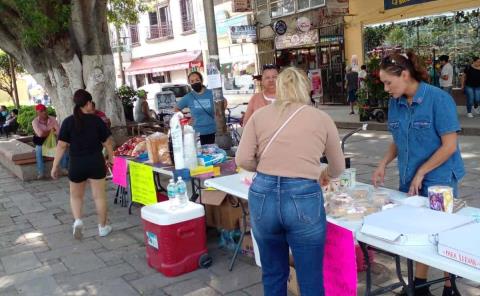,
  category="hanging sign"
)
[229,25,257,44]
[129,161,157,206]
[310,69,323,99]
[232,0,251,12]
[384,0,436,10]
